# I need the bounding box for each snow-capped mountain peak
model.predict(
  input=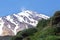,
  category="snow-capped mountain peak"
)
[0,10,50,36]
